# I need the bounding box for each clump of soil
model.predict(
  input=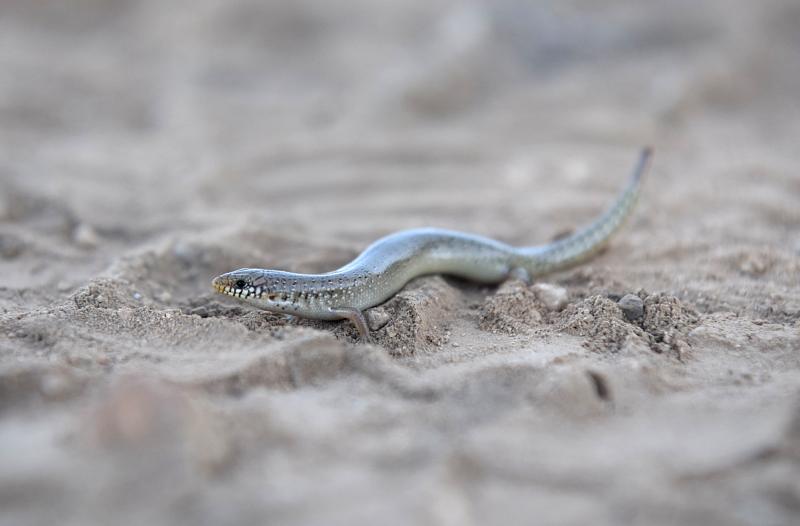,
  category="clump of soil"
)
[478,279,544,335]
[557,292,699,356]
[368,276,460,355]
[557,295,642,352]
[642,292,700,355]
[72,278,144,310]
